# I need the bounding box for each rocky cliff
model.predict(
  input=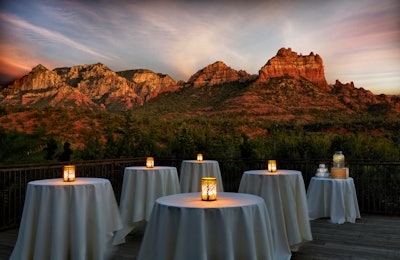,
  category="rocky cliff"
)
[0,48,398,116]
[2,64,98,110]
[258,48,329,91]
[55,63,143,110]
[331,80,399,112]
[4,64,63,94]
[0,63,182,111]
[117,69,181,101]
[187,61,253,88]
